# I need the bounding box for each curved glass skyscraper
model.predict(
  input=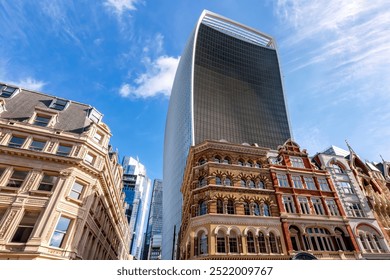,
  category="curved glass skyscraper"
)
[163,10,292,259]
